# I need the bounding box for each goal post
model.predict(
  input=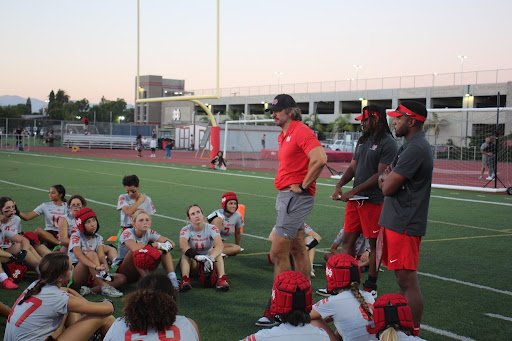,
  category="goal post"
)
[419,106,512,193]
